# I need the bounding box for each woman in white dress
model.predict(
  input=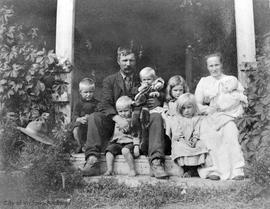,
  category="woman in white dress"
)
[195,53,245,180]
